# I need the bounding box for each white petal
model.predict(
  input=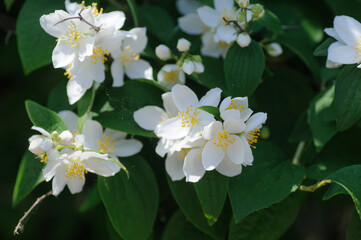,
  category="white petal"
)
[199,87,222,107]
[51,165,67,196]
[65,0,78,15]
[215,0,234,11]
[114,139,143,157]
[202,141,224,170]
[78,35,95,61]
[97,11,126,30]
[216,25,237,44]
[197,6,221,28]
[43,158,62,182]
[39,10,72,38]
[104,128,127,141]
[178,13,204,35]
[134,106,166,131]
[176,0,200,15]
[125,59,153,80]
[165,152,185,181]
[31,126,51,137]
[216,155,242,177]
[52,41,75,68]
[201,32,223,58]
[155,117,190,139]
[183,148,205,182]
[111,60,125,87]
[67,79,87,105]
[81,119,104,151]
[182,61,195,75]
[245,112,267,132]
[241,135,253,166]
[29,138,43,155]
[334,15,361,46]
[219,97,231,112]
[58,110,78,130]
[155,138,168,157]
[226,135,245,164]
[224,119,246,133]
[162,92,179,116]
[240,109,253,122]
[85,157,120,176]
[324,28,343,43]
[172,84,199,111]
[66,176,85,195]
[202,121,223,140]
[221,109,241,121]
[123,27,147,54]
[328,45,360,64]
